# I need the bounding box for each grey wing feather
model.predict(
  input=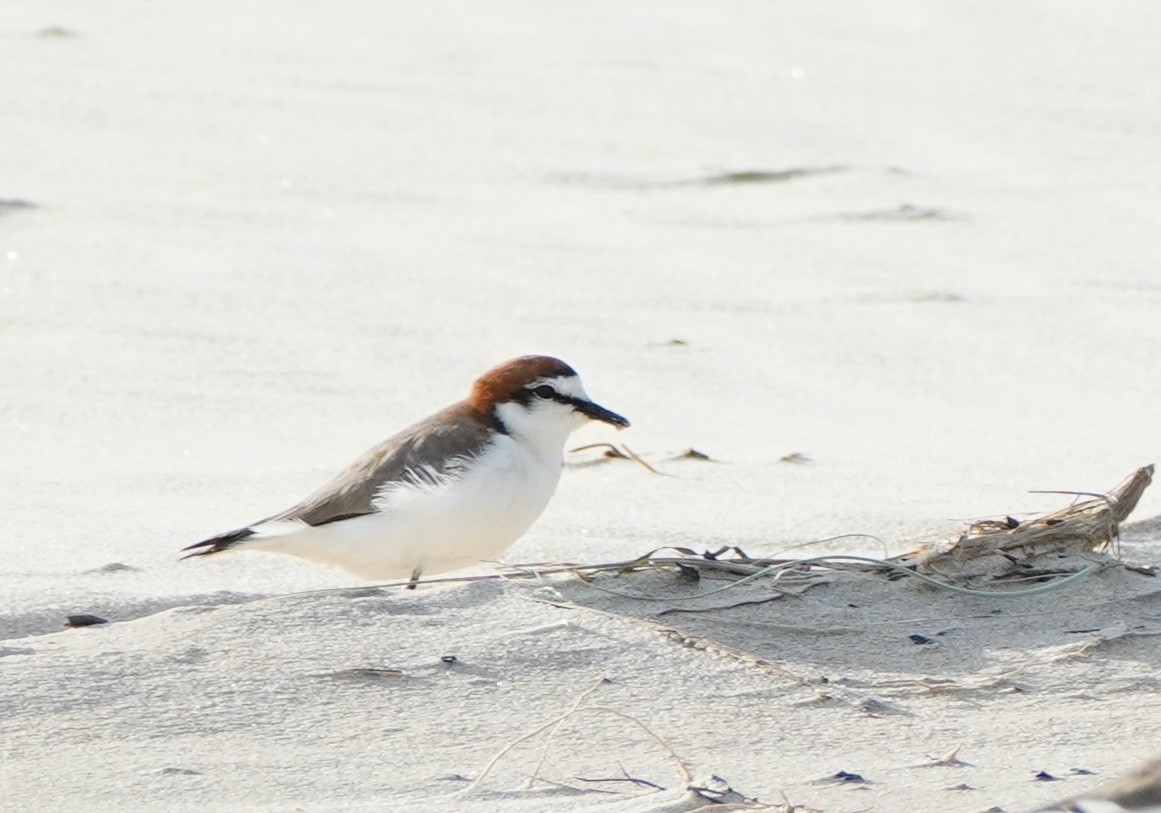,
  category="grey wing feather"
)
[268,402,495,527]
